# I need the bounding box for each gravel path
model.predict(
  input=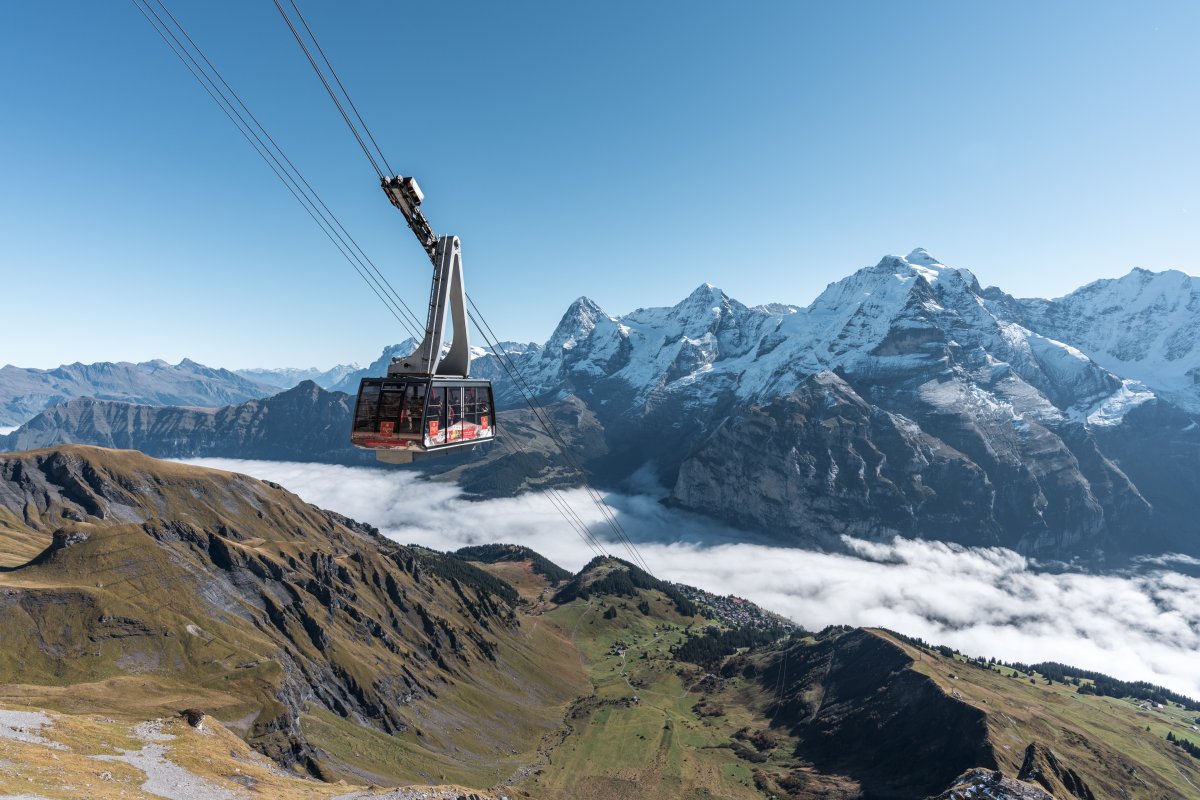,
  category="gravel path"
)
[0,710,67,751]
[92,720,247,800]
